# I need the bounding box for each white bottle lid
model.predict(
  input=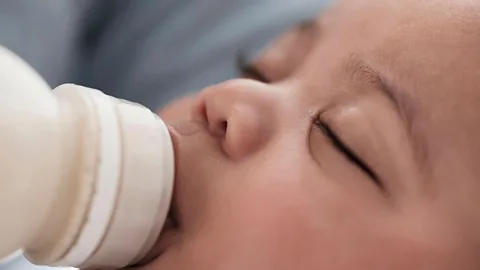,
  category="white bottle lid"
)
[49,85,175,269]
